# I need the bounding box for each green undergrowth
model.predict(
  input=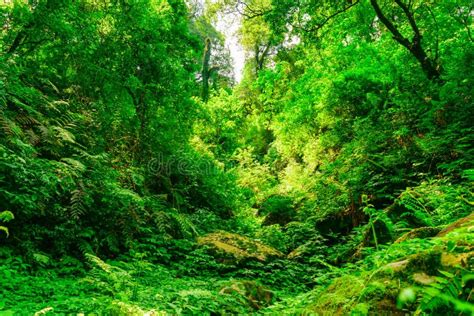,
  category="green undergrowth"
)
[0,241,316,315]
[1,215,473,315]
[263,218,474,315]
[1,0,473,314]
[1,176,473,315]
